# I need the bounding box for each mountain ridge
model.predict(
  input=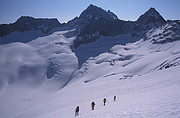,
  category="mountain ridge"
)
[72,5,167,48]
[0,5,180,118]
[0,16,62,37]
[0,4,179,48]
